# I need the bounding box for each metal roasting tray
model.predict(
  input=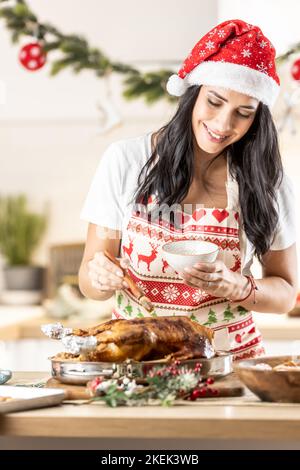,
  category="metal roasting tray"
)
[50,352,232,385]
